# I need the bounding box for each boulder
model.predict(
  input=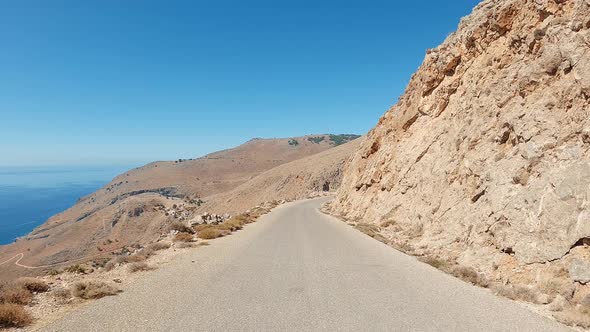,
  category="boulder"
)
[569,260,590,284]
